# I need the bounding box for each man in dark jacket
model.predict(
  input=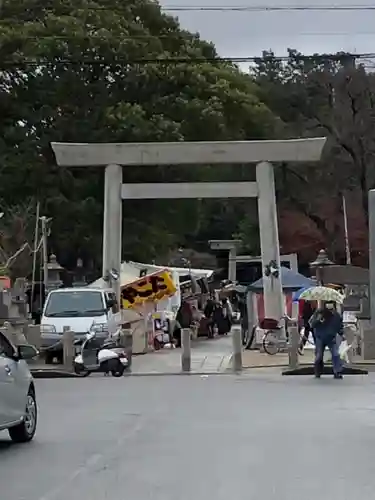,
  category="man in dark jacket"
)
[310,301,344,379]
